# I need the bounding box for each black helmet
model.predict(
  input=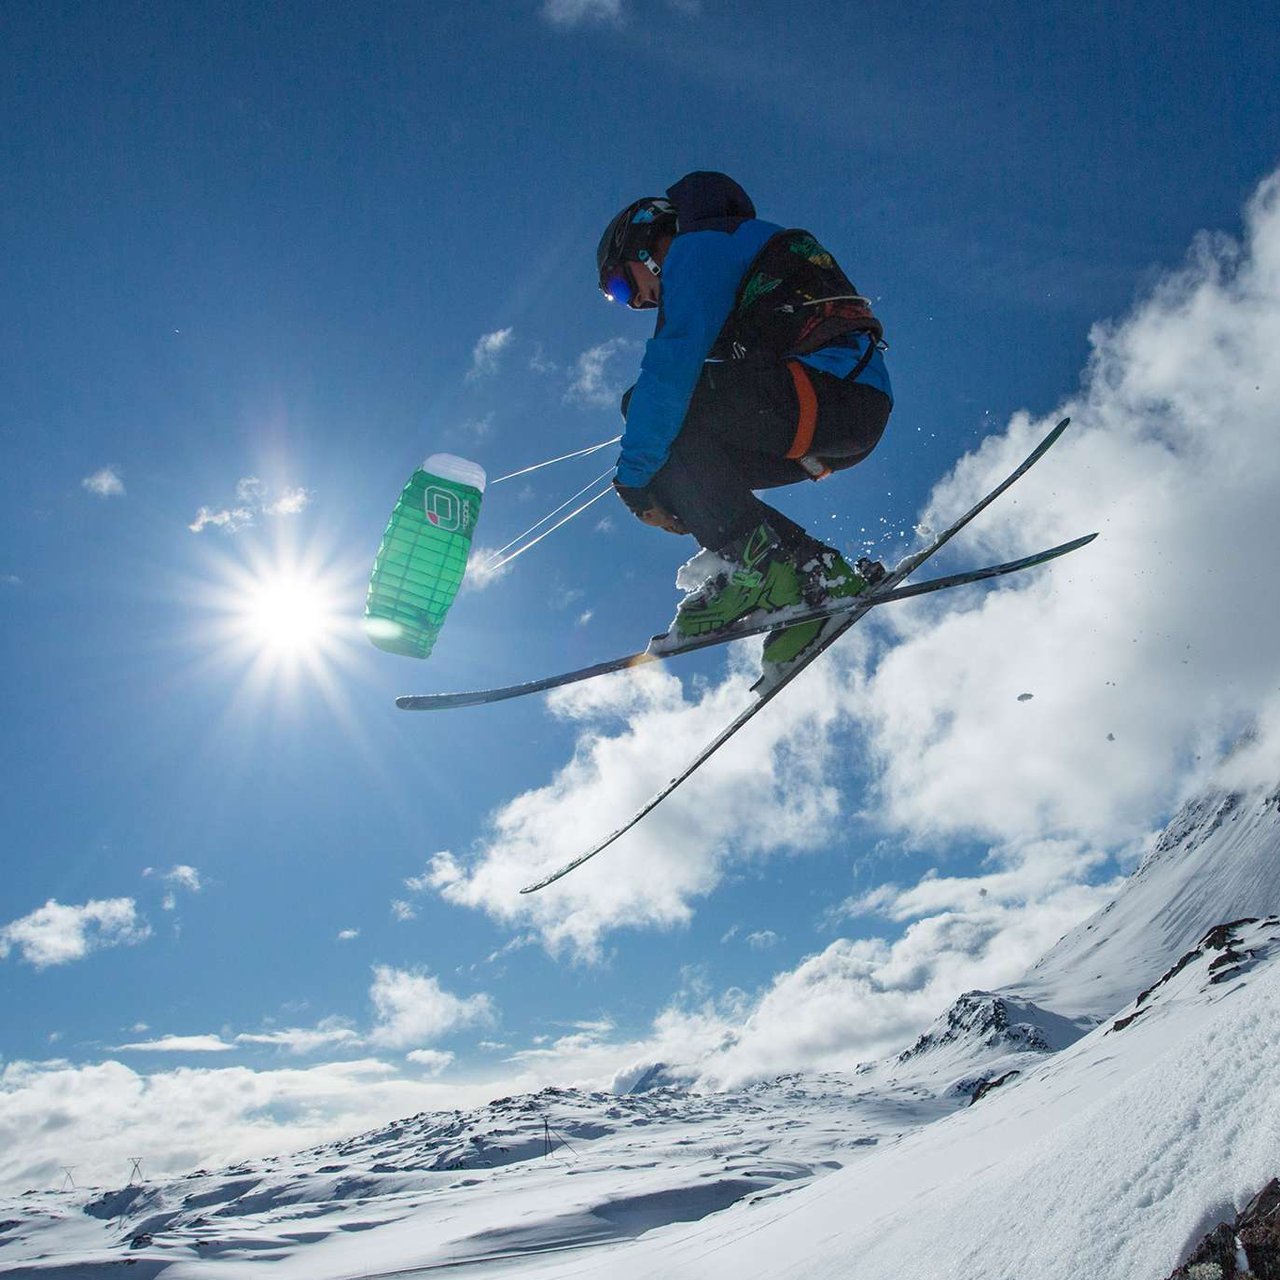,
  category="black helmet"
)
[596,196,677,304]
